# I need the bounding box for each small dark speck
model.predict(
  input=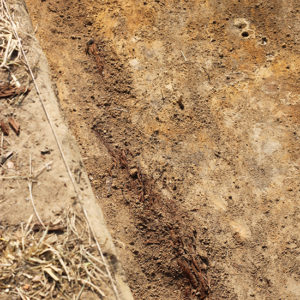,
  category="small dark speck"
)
[177,98,184,110]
